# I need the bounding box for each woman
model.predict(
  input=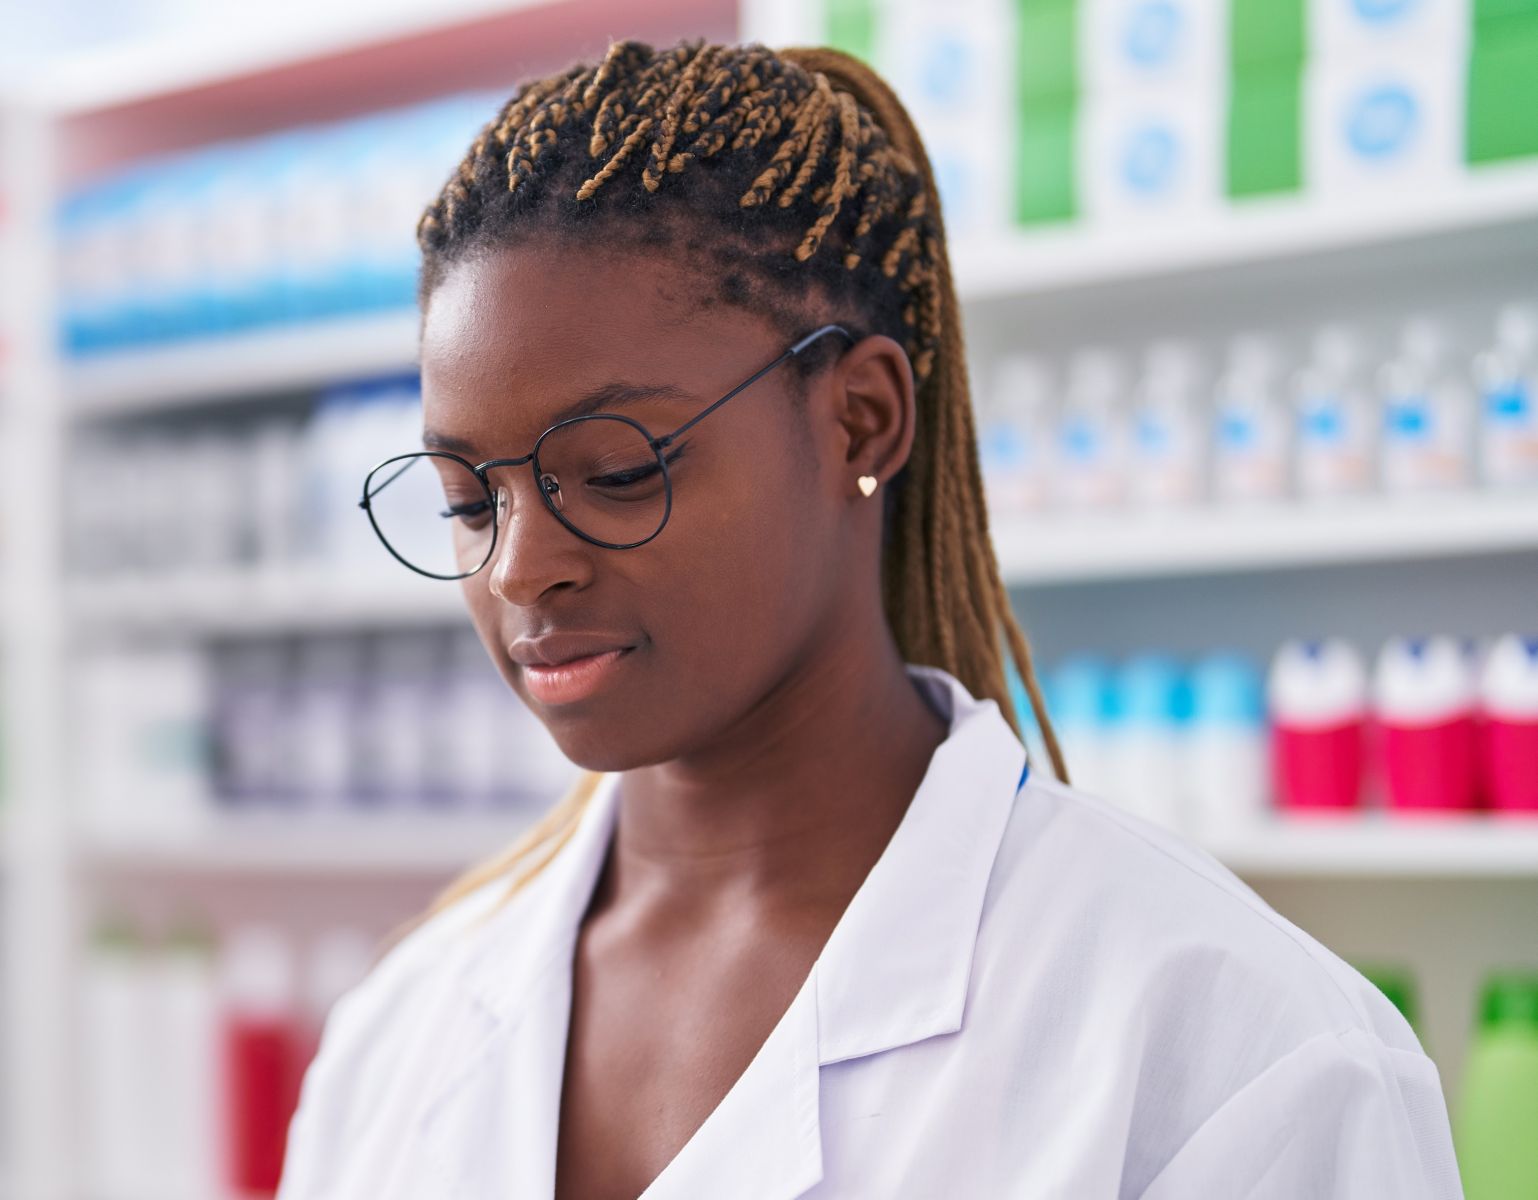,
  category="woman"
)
[278,38,1460,1199]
